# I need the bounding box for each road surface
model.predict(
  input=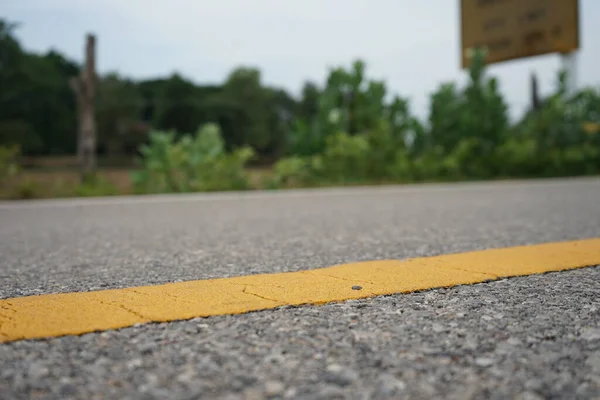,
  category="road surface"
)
[1,177,600,399]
